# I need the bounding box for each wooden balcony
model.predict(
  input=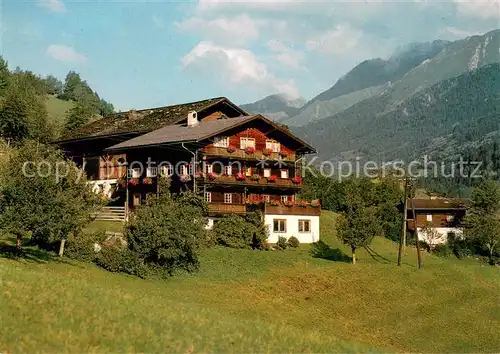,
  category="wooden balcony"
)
[208,203,247,215]
[204,146,296,162]
[198,175,301,189]
[264,204,321,216]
